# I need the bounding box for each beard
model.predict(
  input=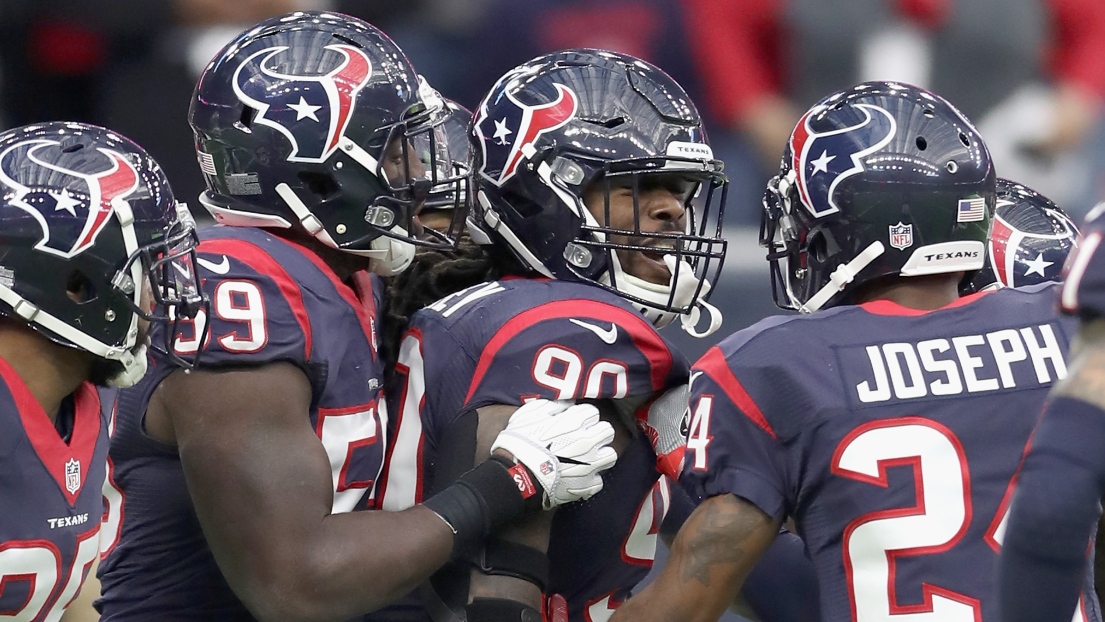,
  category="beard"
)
[87,357,125,387]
